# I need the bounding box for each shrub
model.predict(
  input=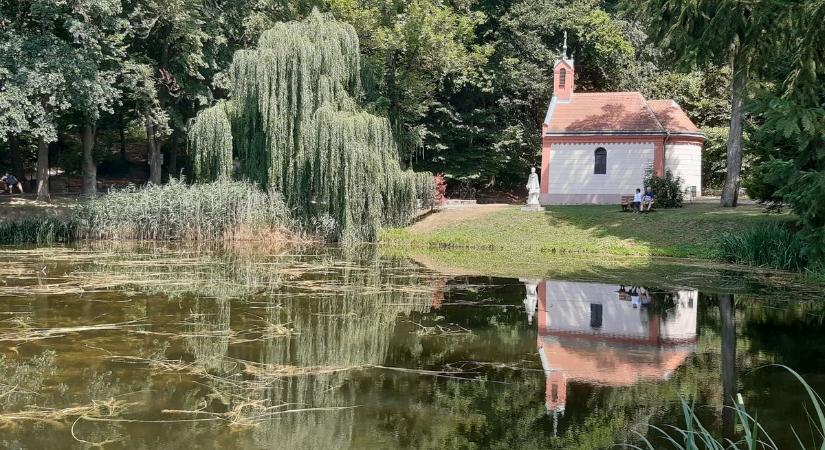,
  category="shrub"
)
[717,223,807,271]
[77,179,291,241]
[780,169,825,262]
[434,173,447,206]
[742,158,795,210]
[644,169,684,208]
